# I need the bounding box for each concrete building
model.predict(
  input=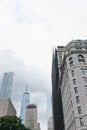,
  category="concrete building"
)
[0,98,16,117]
[56,40,87,130]
[48,117,53,130]
[20,87,30,124]
[25,104,40,130]
[0,72,14,99]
